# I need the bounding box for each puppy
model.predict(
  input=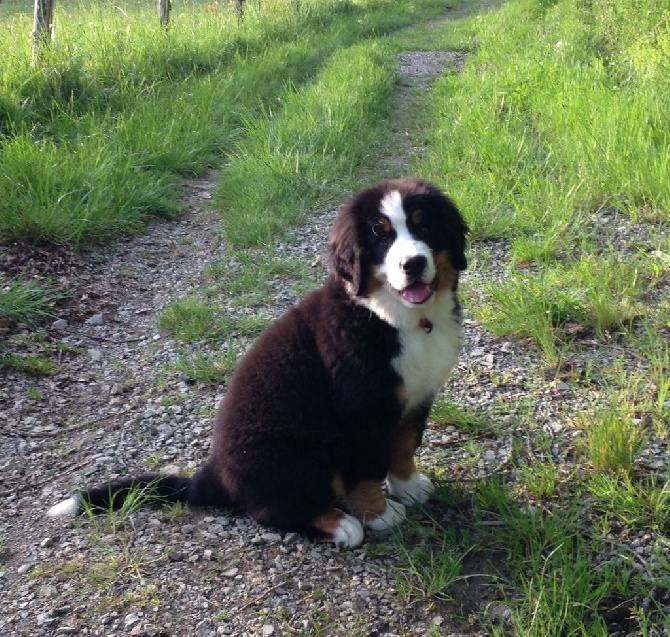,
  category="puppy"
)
[48,178,468,548]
